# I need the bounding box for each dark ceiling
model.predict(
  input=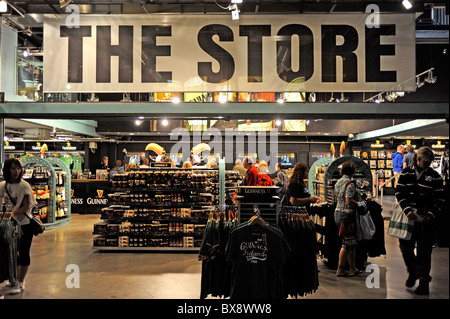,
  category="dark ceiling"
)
[3,0,448,48]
